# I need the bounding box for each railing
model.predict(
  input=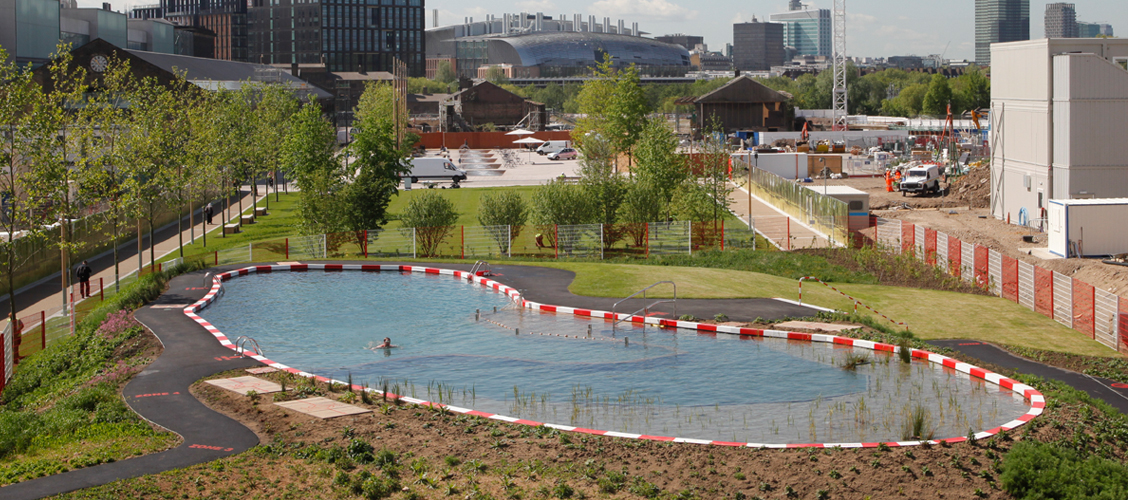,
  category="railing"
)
[470,260,492,276]
[234,336,264,357]
[798,276,907,331]
[612,281,677,331]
